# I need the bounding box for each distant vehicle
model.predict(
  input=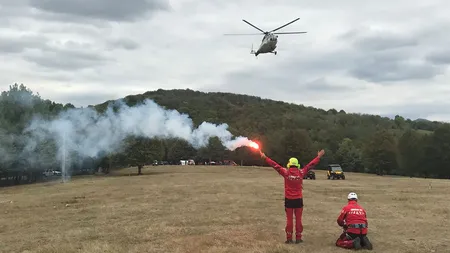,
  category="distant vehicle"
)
[327,164,345,180]
[223,160,238,166]
[153,160,169,166]
[77,168,95,175]
[303,170,316,180]
[43,169,61,177]
[180,160,194,165]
